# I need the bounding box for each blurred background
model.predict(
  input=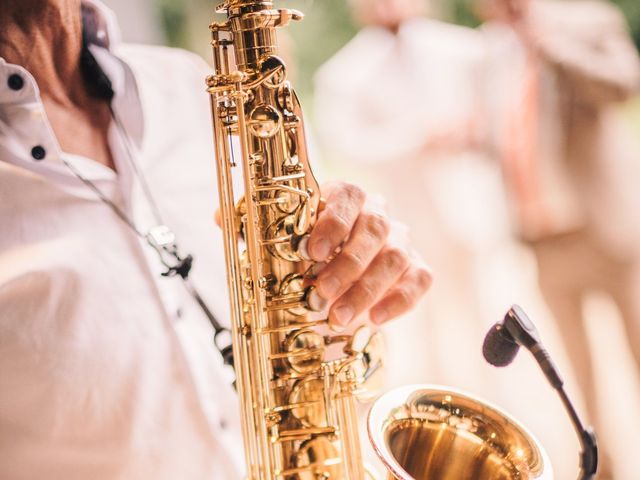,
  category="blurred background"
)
[102,1,640,478]
[103,0,640,102]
